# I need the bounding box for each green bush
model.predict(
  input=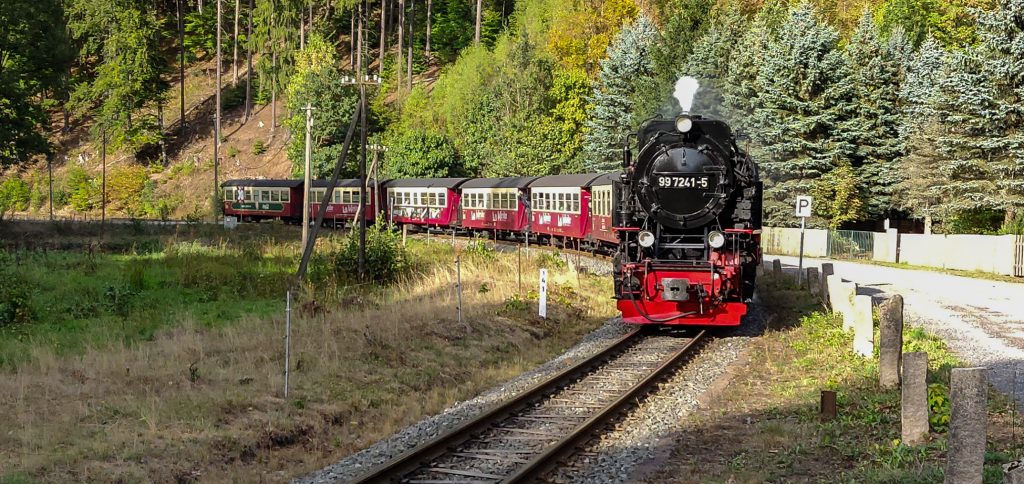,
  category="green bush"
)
[67,166,97,212]
[107,165,149,217]
[0,177,31,218]
[320,225,411,284]
[253,140,267,155]
[0,261,35,327]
